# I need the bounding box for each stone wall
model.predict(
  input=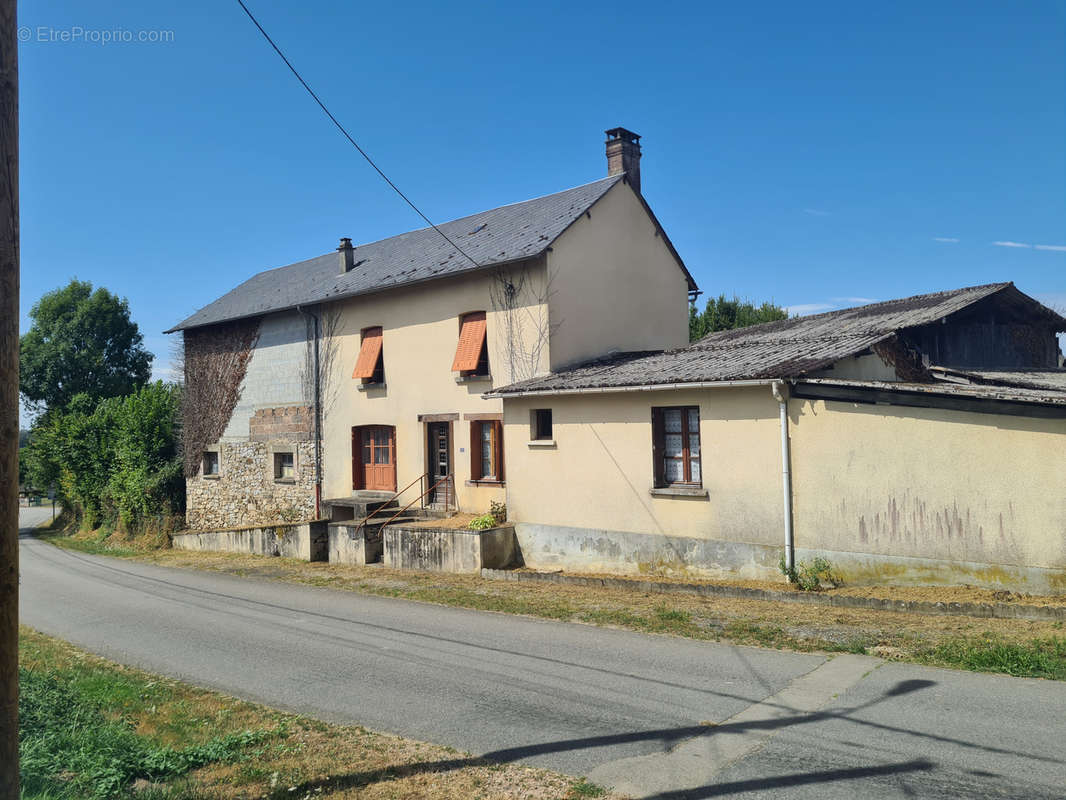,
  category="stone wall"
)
[173,520,327,562]
[186,439,316,530]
